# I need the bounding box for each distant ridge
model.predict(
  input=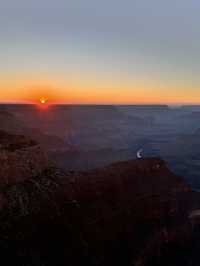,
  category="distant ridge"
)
[118,105,170,114]
[179,105,200,111]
